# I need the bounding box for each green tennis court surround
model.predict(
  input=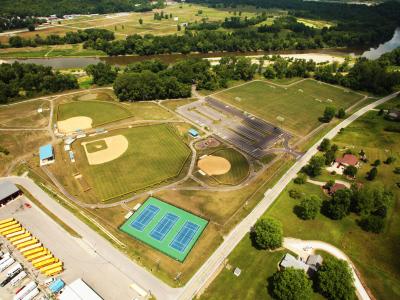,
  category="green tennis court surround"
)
[120,197,208,262]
